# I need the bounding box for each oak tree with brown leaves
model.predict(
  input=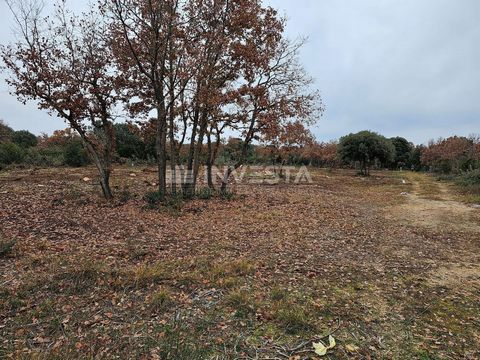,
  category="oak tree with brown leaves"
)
[2,0,120,199]
[219,38,323,192]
